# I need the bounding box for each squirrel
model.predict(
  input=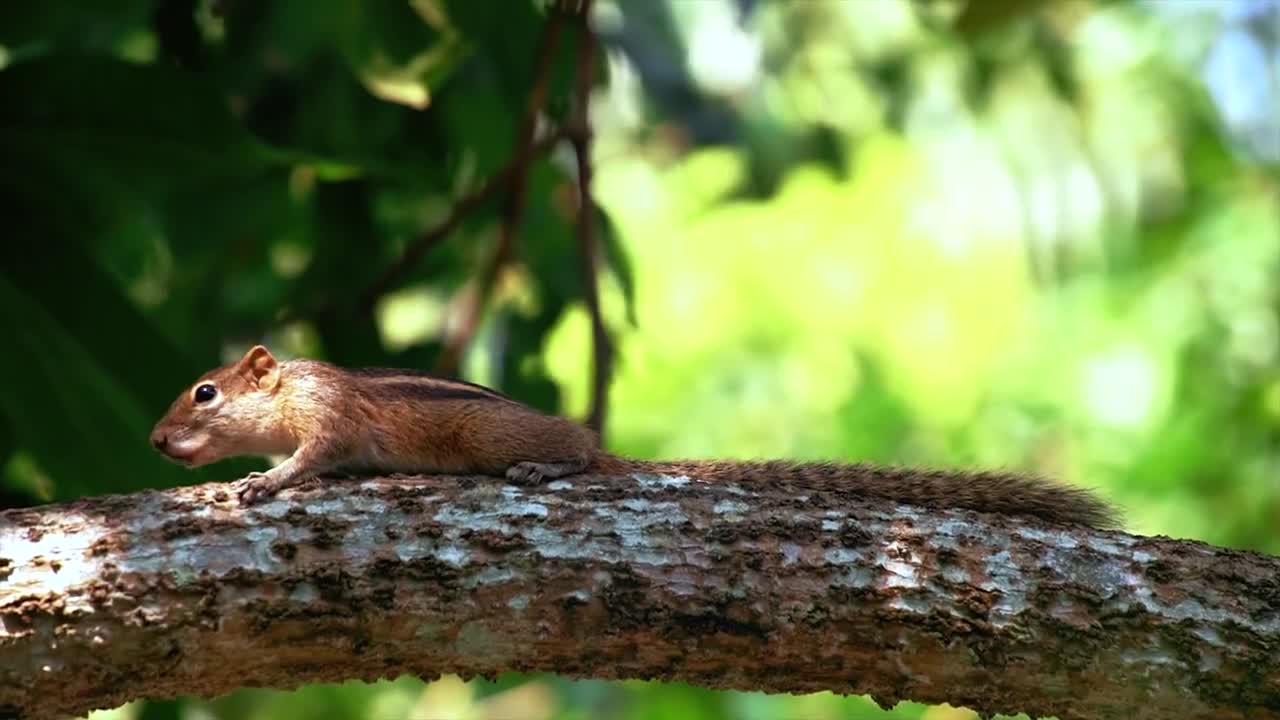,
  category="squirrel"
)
[150,345,1118,528]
